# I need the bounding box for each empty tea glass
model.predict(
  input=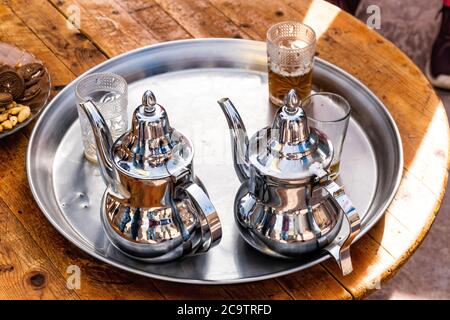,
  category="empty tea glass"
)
[75,73,128,162]
[267,21,316,106]
[301,93,351,179]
